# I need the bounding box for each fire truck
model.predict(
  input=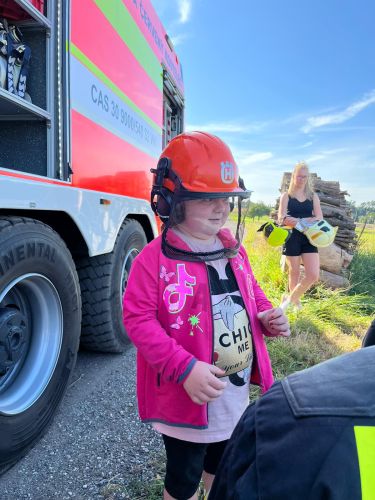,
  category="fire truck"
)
[0,0,184,471]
